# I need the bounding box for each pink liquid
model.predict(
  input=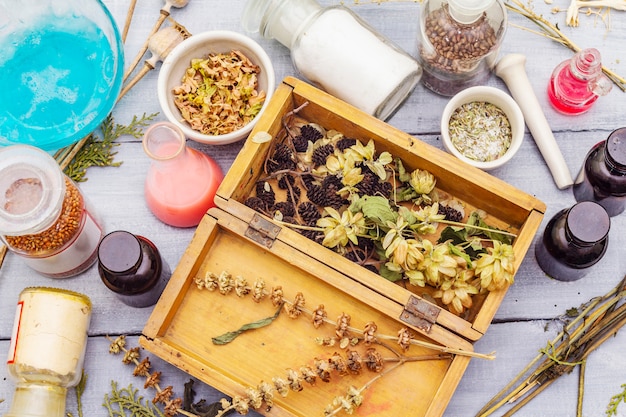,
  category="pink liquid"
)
[547,65,598,115]
[144,144,223,228]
